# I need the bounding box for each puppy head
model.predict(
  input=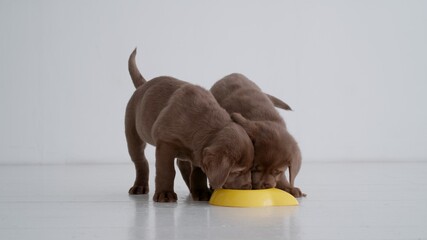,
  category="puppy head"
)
[231,113,301,189]
[201,123,254,190]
